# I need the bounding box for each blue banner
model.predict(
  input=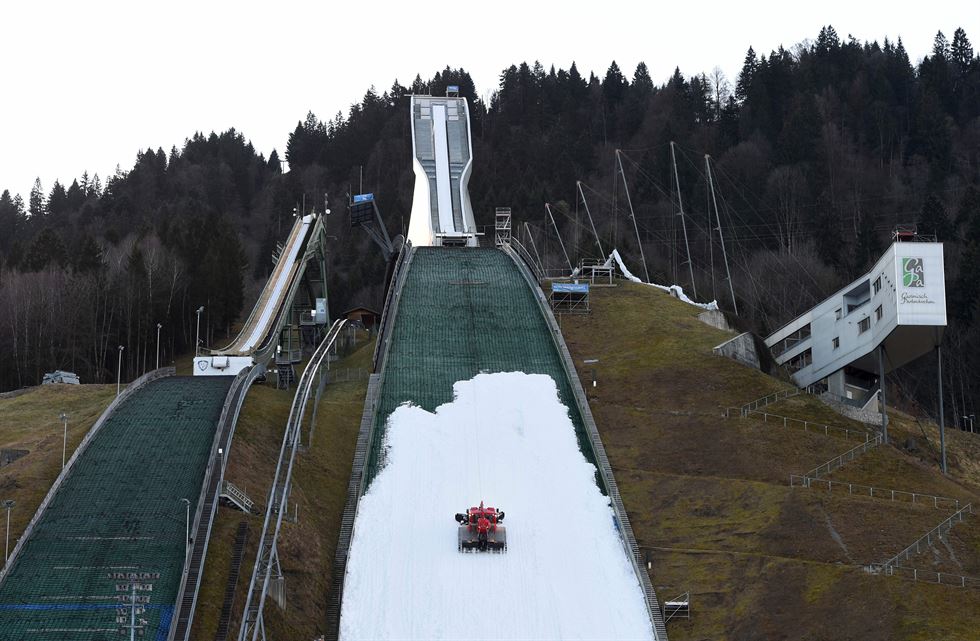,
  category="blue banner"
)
[552,283,589,294]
